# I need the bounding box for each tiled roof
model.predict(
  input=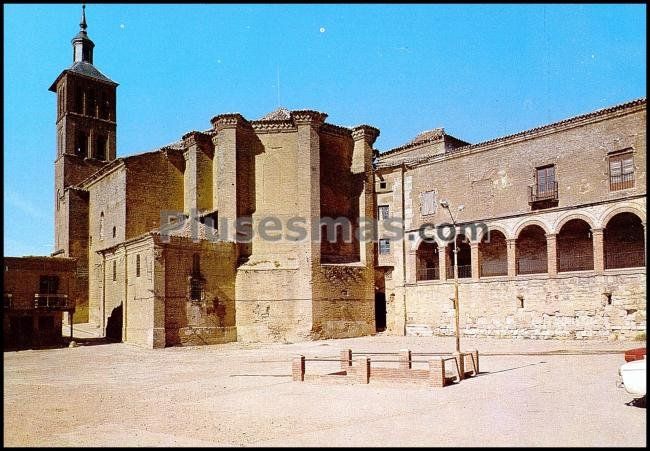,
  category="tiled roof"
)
[68,61,116,84]
[260,107,291,121]
[408,128,444,144]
